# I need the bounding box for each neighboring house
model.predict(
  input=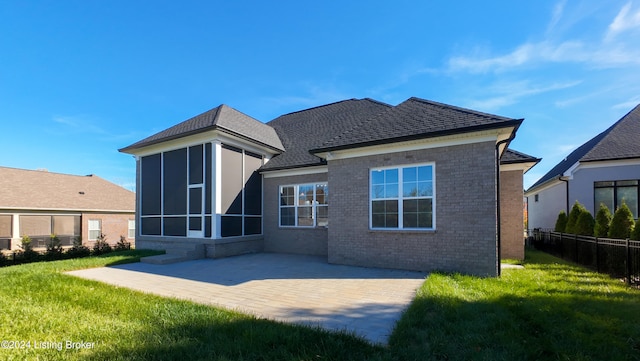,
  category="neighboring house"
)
[526,104,640,230]
[120,97,538,276]
[0,167,136,250]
